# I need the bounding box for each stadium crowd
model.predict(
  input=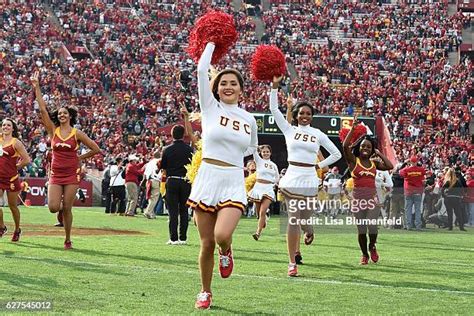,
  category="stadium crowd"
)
[0,0,472,226]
